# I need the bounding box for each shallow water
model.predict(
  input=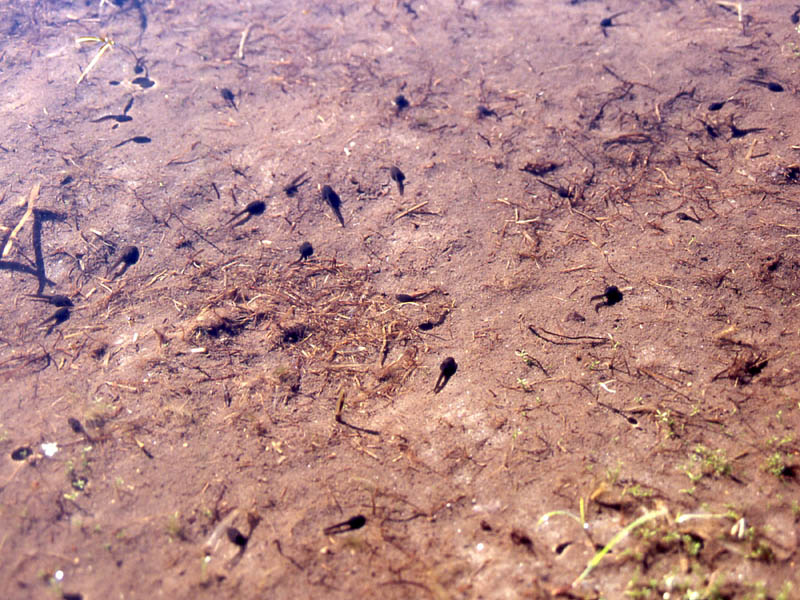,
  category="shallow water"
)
[1,1,799,597]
